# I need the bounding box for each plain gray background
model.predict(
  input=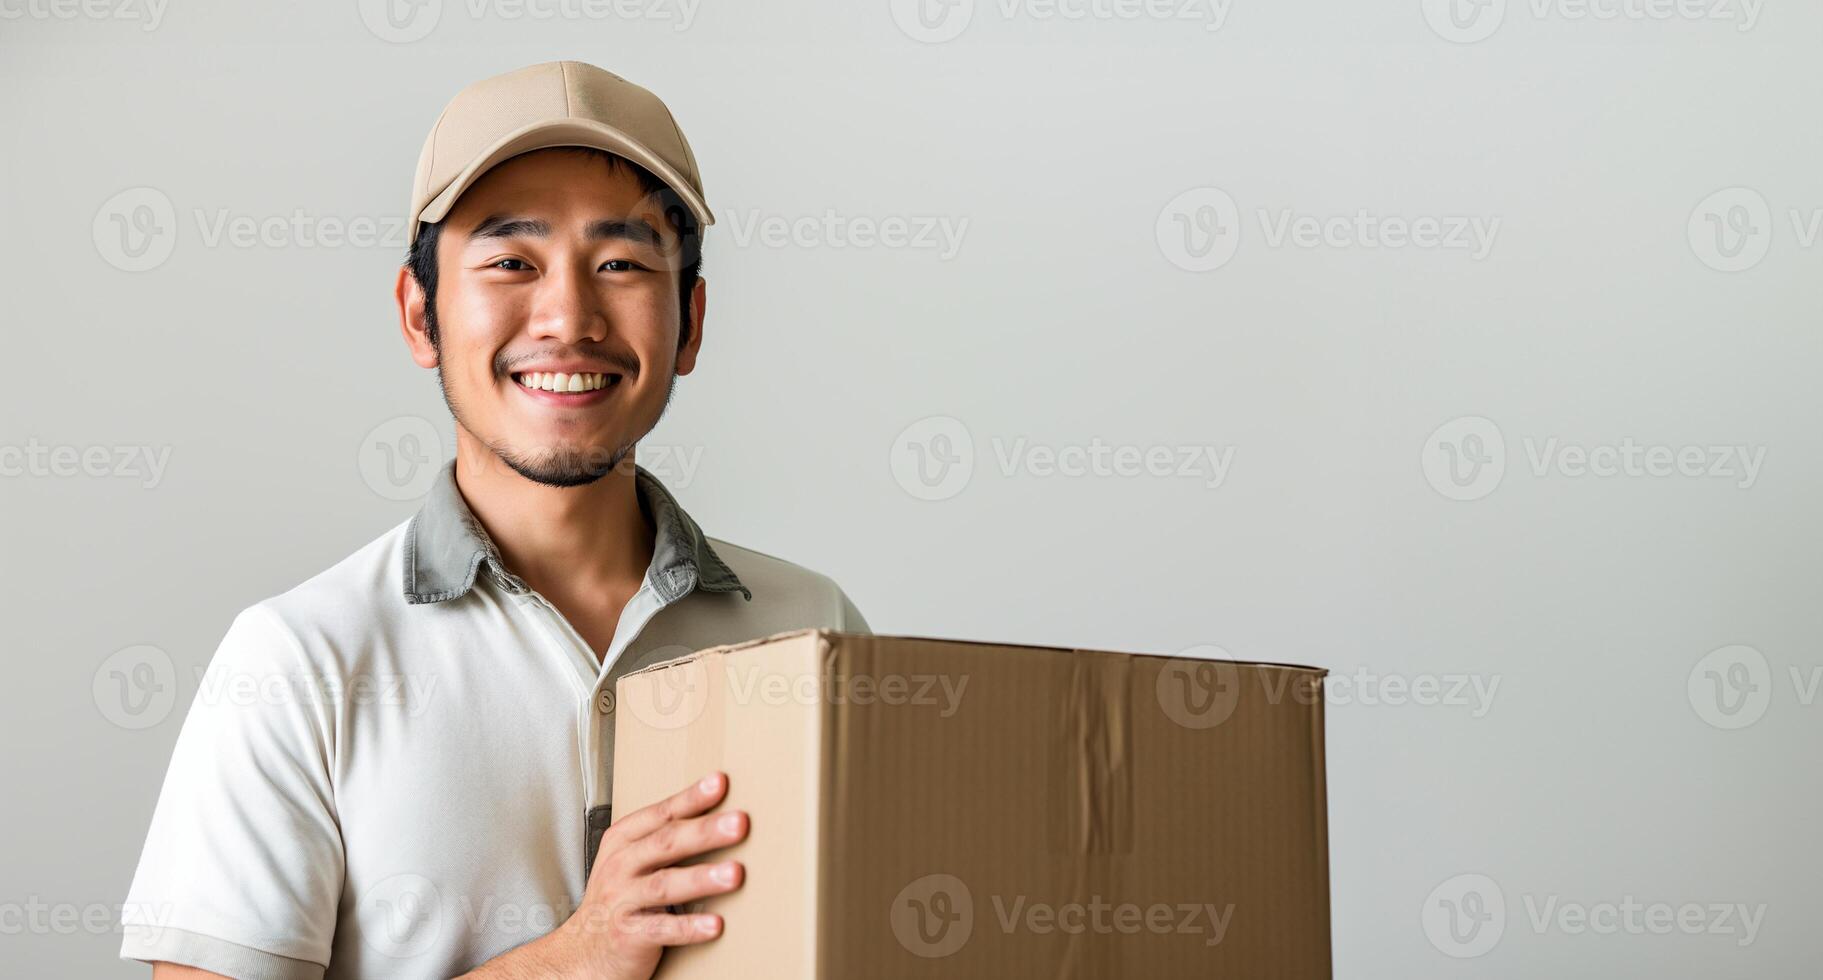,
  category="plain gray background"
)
[4,0,1819,976]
